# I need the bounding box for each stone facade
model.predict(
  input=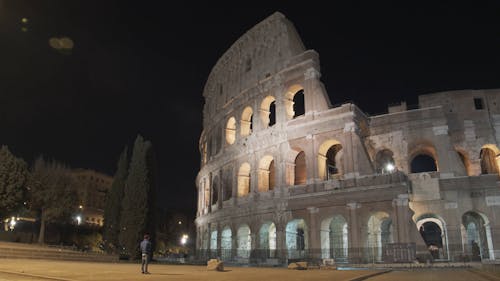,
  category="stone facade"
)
[195,12,500,264]
[71,169,112,226]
